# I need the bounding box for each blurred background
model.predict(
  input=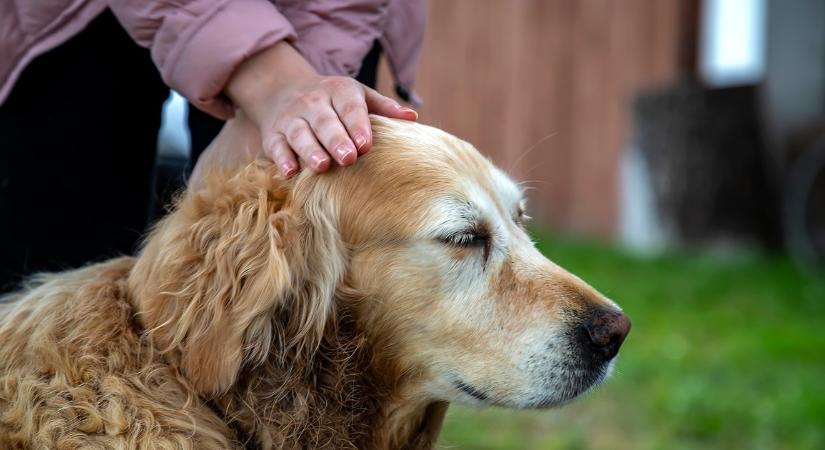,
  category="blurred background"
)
[160,0,825,448]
